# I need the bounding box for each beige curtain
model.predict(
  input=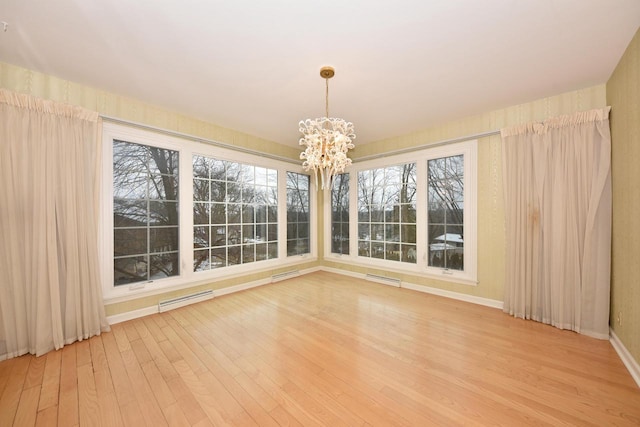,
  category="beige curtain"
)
[501,107,612,339]
[0,89,109,359]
